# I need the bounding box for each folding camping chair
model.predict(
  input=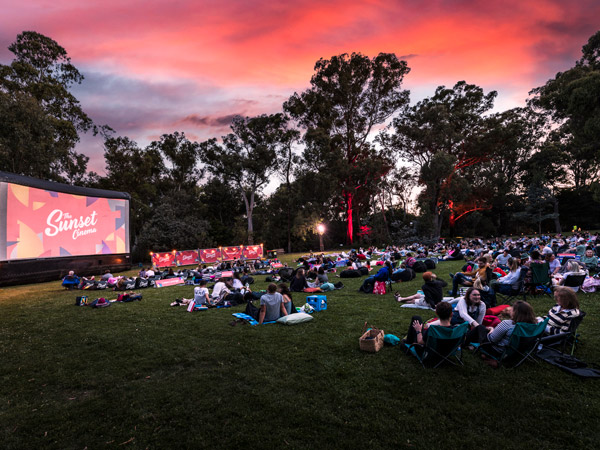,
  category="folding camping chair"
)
[524,263,552,299]
[540,311,586,355]
[561,274,587,293]
[404,322,469,368]
[475,317,549,368]
[496,267,528,304]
